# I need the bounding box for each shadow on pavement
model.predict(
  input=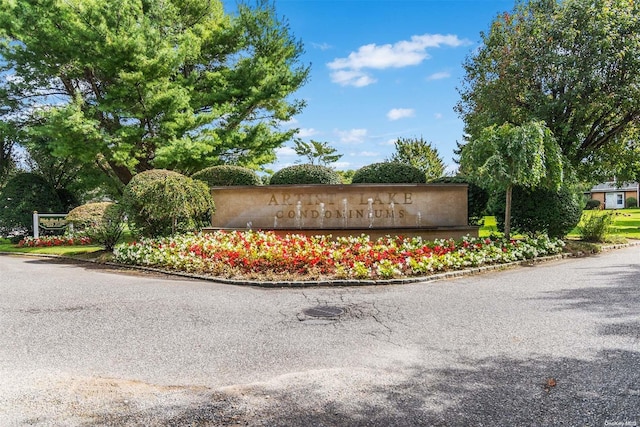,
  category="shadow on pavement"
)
[81,349,639,426]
